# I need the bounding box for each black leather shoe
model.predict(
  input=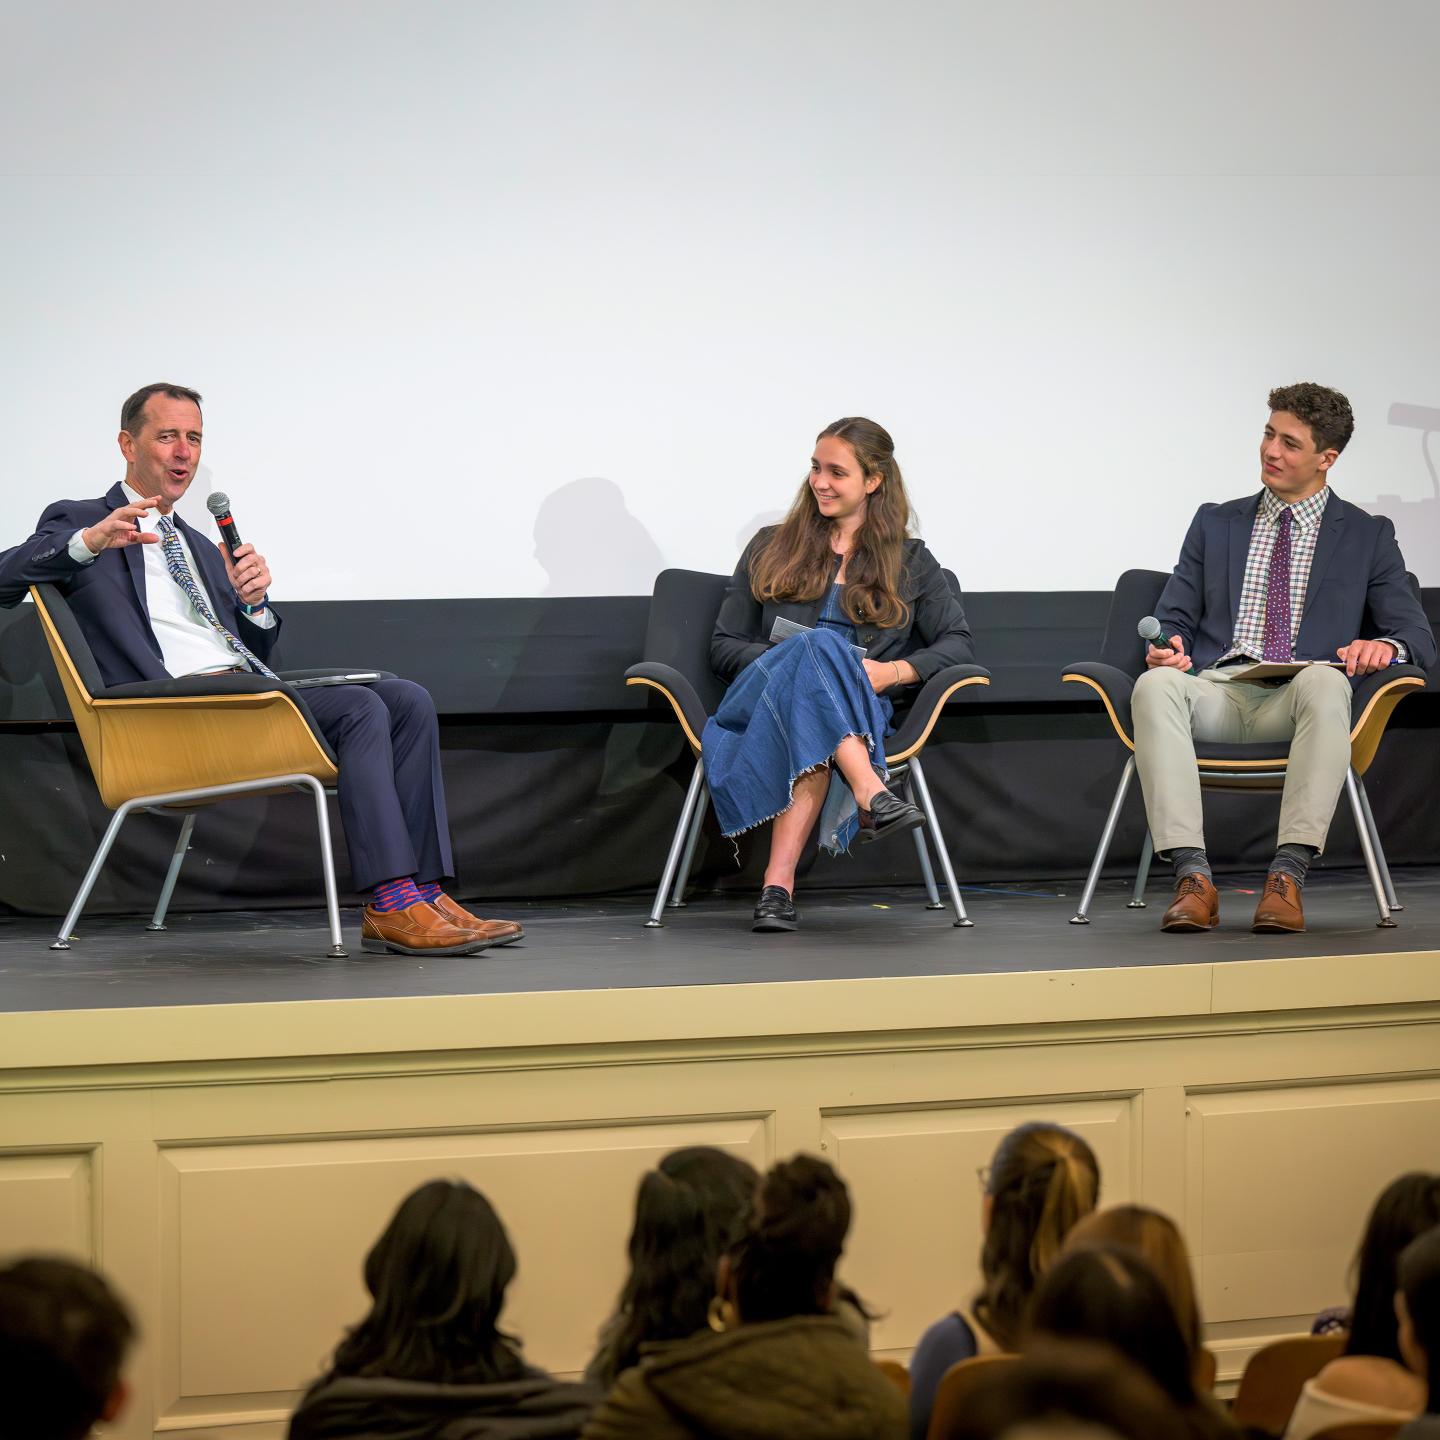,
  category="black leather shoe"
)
[752,886,798,932]
[856,788,924,845]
